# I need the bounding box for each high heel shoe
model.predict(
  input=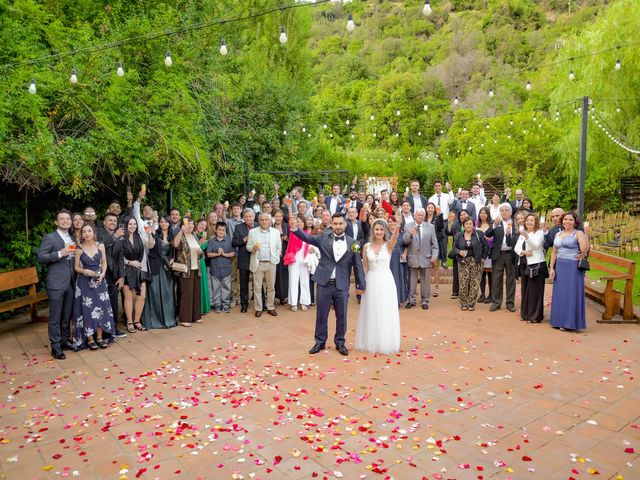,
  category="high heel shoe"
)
[133,322,146,331]
[127,323,136,333]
